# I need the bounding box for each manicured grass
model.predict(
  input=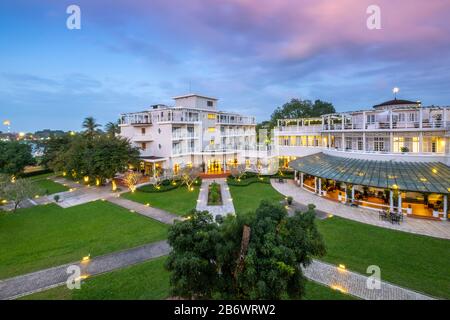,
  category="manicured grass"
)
[229,182,284,214]
[122,186,200,216]
[0,201,168,279]
[21,256,354,300]
[316,216,450,299]
[32,178,69,195]
[24,172,69,195]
